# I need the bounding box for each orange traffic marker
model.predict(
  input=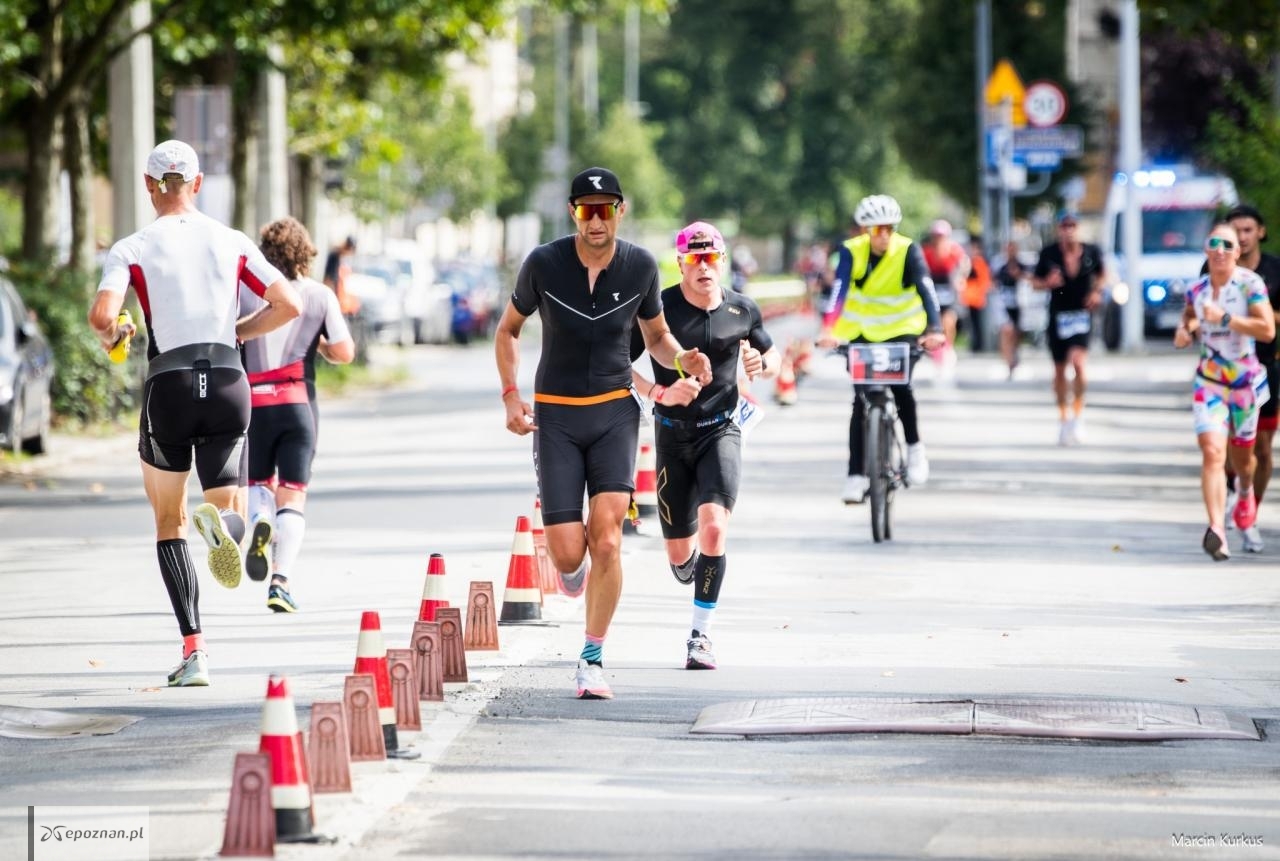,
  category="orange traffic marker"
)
[257,676,321,844]
[436,607,468,683]
[343,673,386,762]
[410,620,444,701]
[464,581,500,650]
[307,701,352,794]
[418,552,449,622]
[634,443,657,519]
[499,516,545,624]
[353,611,420,760]
[387,648,422,732]
[219,751,275,857]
